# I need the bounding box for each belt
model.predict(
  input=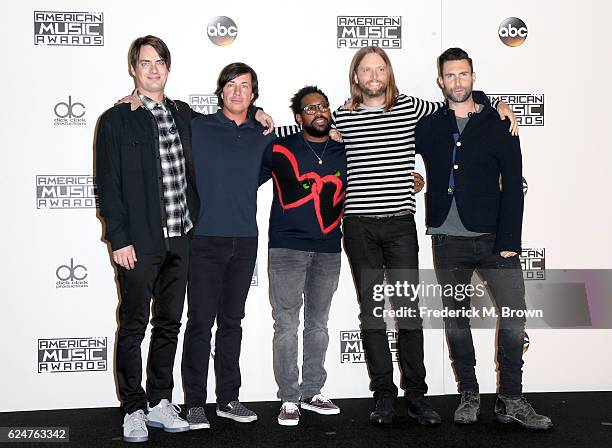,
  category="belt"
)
[349,210,413,220]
